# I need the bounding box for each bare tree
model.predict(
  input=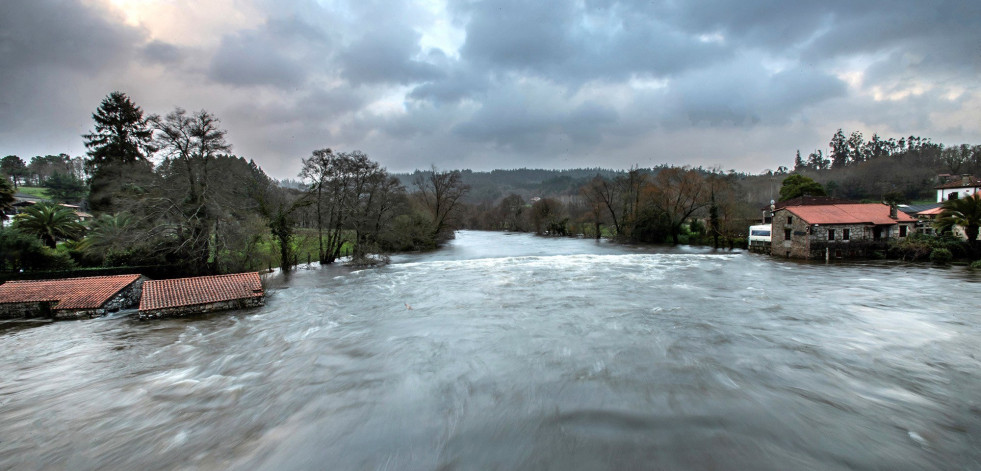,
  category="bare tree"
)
[151,108,232,274]
[414,166,470,245]
[644,167,709,244]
